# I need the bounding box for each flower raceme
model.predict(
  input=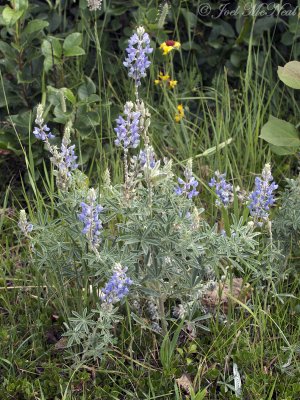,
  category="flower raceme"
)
[175,164,199,199]
[114,102,141,149]
[59,143,78,174]
[139,147,157,169]
[160,40,181,55]
[100,264,133,304]
[33,104,54,141]
[248,163,278,224]
[209,171,233,207]
[123,26,153,87]
[78,189,104,248]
